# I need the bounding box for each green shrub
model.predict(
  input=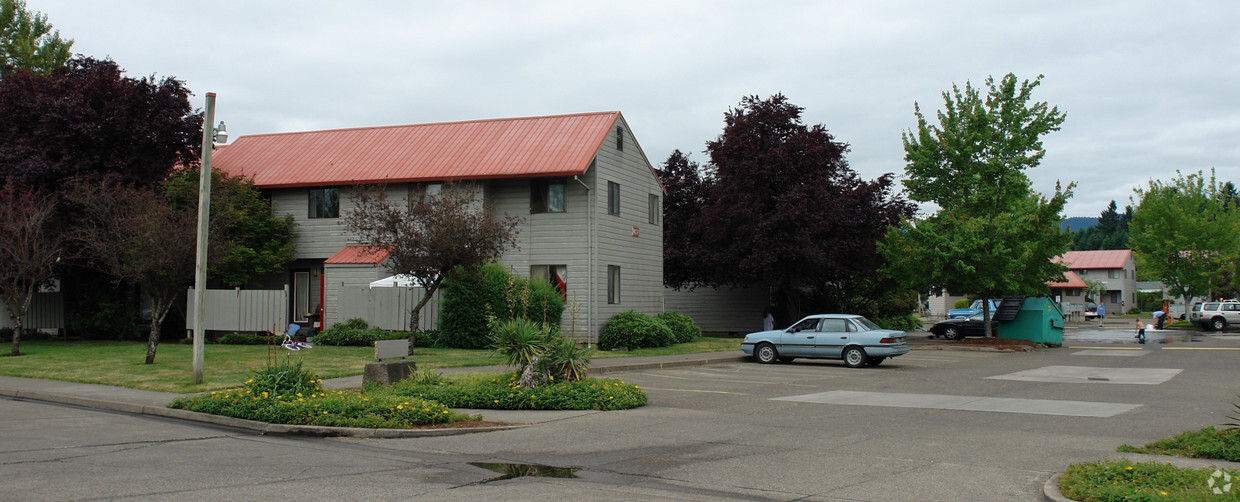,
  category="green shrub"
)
[216,333,271,345]
[599,311,673,350]
[656,312,701,344]
[0,327,44,342]
[874,313,923,332]
[953,298,971,309]
[439,263,510,349]
[314,318,405,346]
[390,373,645,411]
[438,263,565,348]
[1126,306,1143,315]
